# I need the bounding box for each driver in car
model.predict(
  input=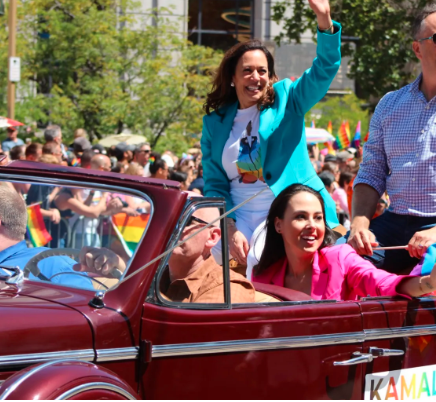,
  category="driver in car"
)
[160,206,255,303]
[0,185,123,289]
